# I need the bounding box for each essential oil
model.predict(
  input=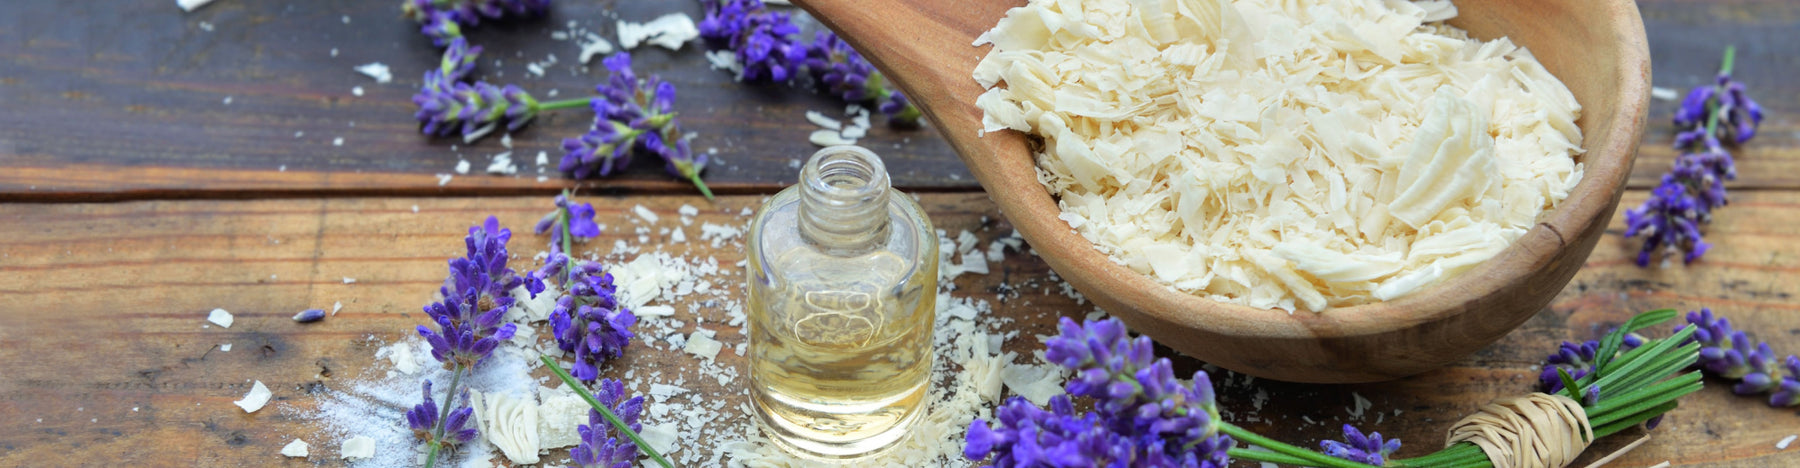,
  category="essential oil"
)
[745,145,938,459]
